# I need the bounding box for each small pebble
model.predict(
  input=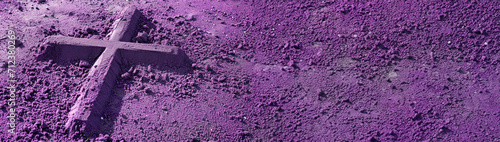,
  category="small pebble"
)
[133,68,140,75]
[287,60,294,67]
[162,73,169,81]
[137,85,146,90]
[121,72,131,79]
[217,76,226,82]
[136,32,148,42]
[79,60,91,68]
